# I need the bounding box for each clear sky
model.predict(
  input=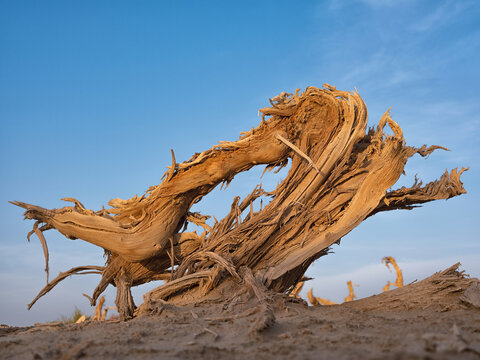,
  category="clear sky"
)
[1,0,479,326]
